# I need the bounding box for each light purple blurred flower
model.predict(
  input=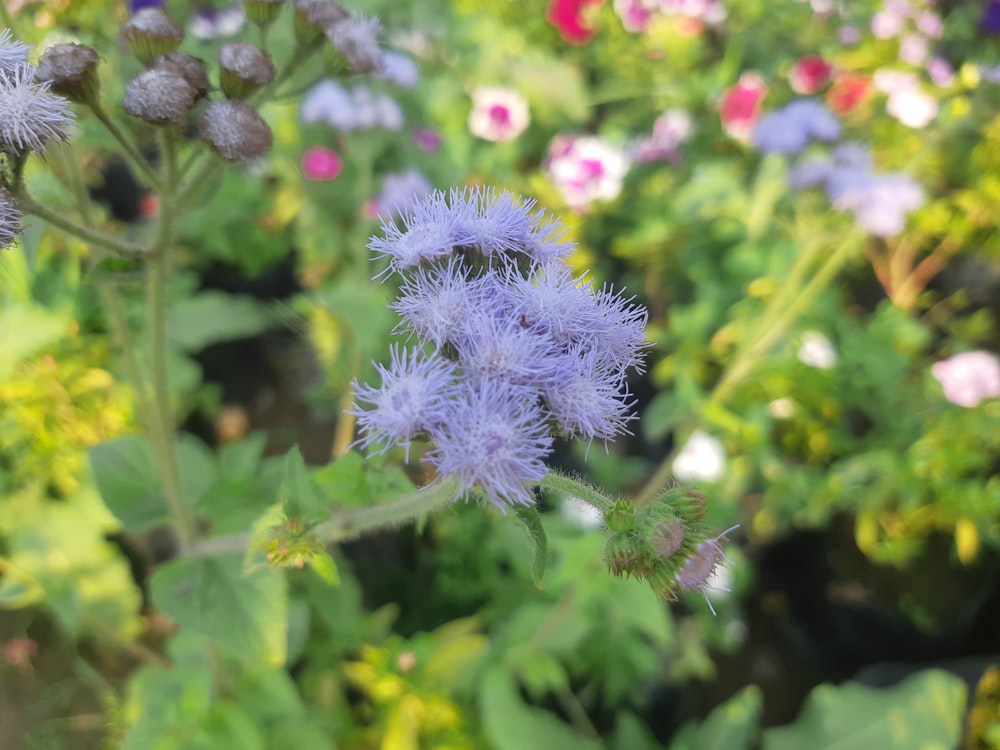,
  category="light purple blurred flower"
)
[926,56,955,86]
[545,134,630,210]
[871,9,906,38]
[838,25,862,45]
[833,172,924,235]
[931,351,1000,408]
[915,10,943,38]
[899,33,929,66]
[378,50,419,88]
[300,80,403,132]
[412,127,442,152]
[615,0,654,31]
[189,4,244,39]
[752,99,840,155]
[372,169,433,219]
[633,107,693,162]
